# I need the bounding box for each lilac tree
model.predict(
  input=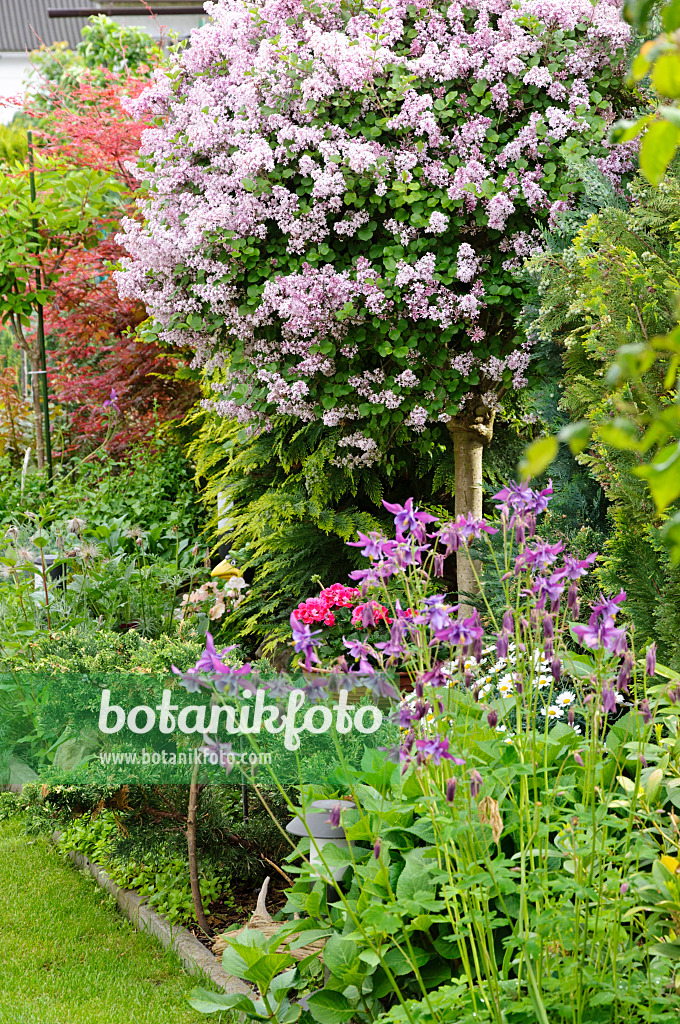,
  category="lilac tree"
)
[116,0,632,596]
